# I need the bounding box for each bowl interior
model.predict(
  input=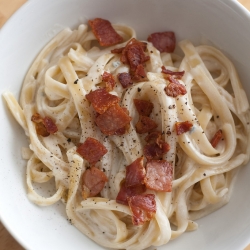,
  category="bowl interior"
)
[0,0,250,249]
